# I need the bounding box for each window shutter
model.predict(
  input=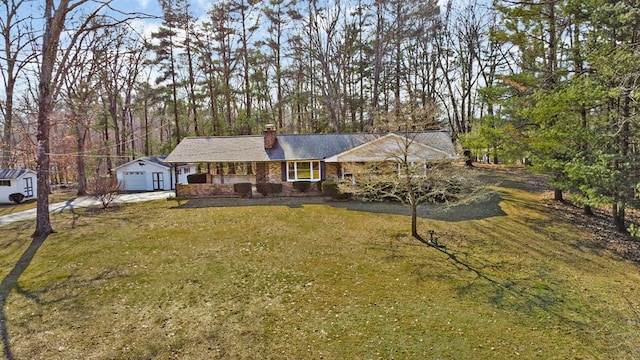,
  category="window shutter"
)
[320,162,327,180]
[281,162,287,181]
